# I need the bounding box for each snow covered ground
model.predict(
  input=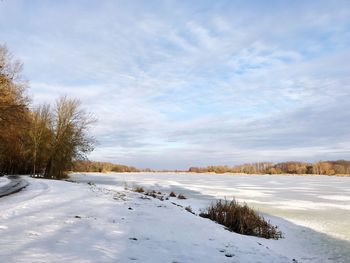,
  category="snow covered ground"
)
[0,176,10,187]
[72,173,350,241]
[0,174,349,262]
[72,172,350,262]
